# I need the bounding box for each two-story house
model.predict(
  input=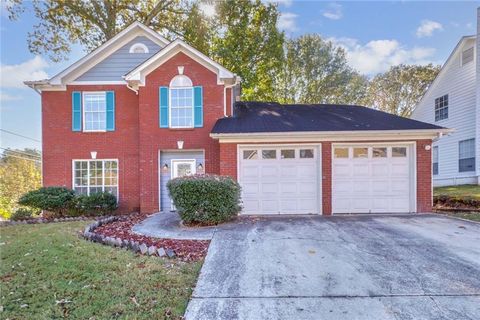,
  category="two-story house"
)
[411,9,479,187]
[26,22,449,215]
